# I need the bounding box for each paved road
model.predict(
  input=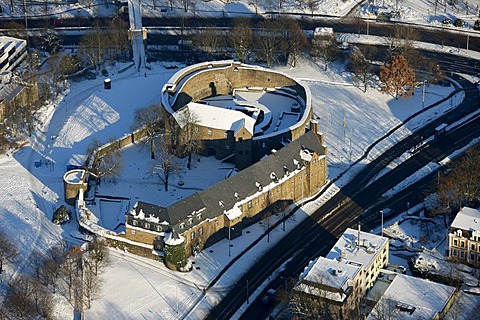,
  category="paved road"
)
[207,75,480,319]
[1,15,479,53]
